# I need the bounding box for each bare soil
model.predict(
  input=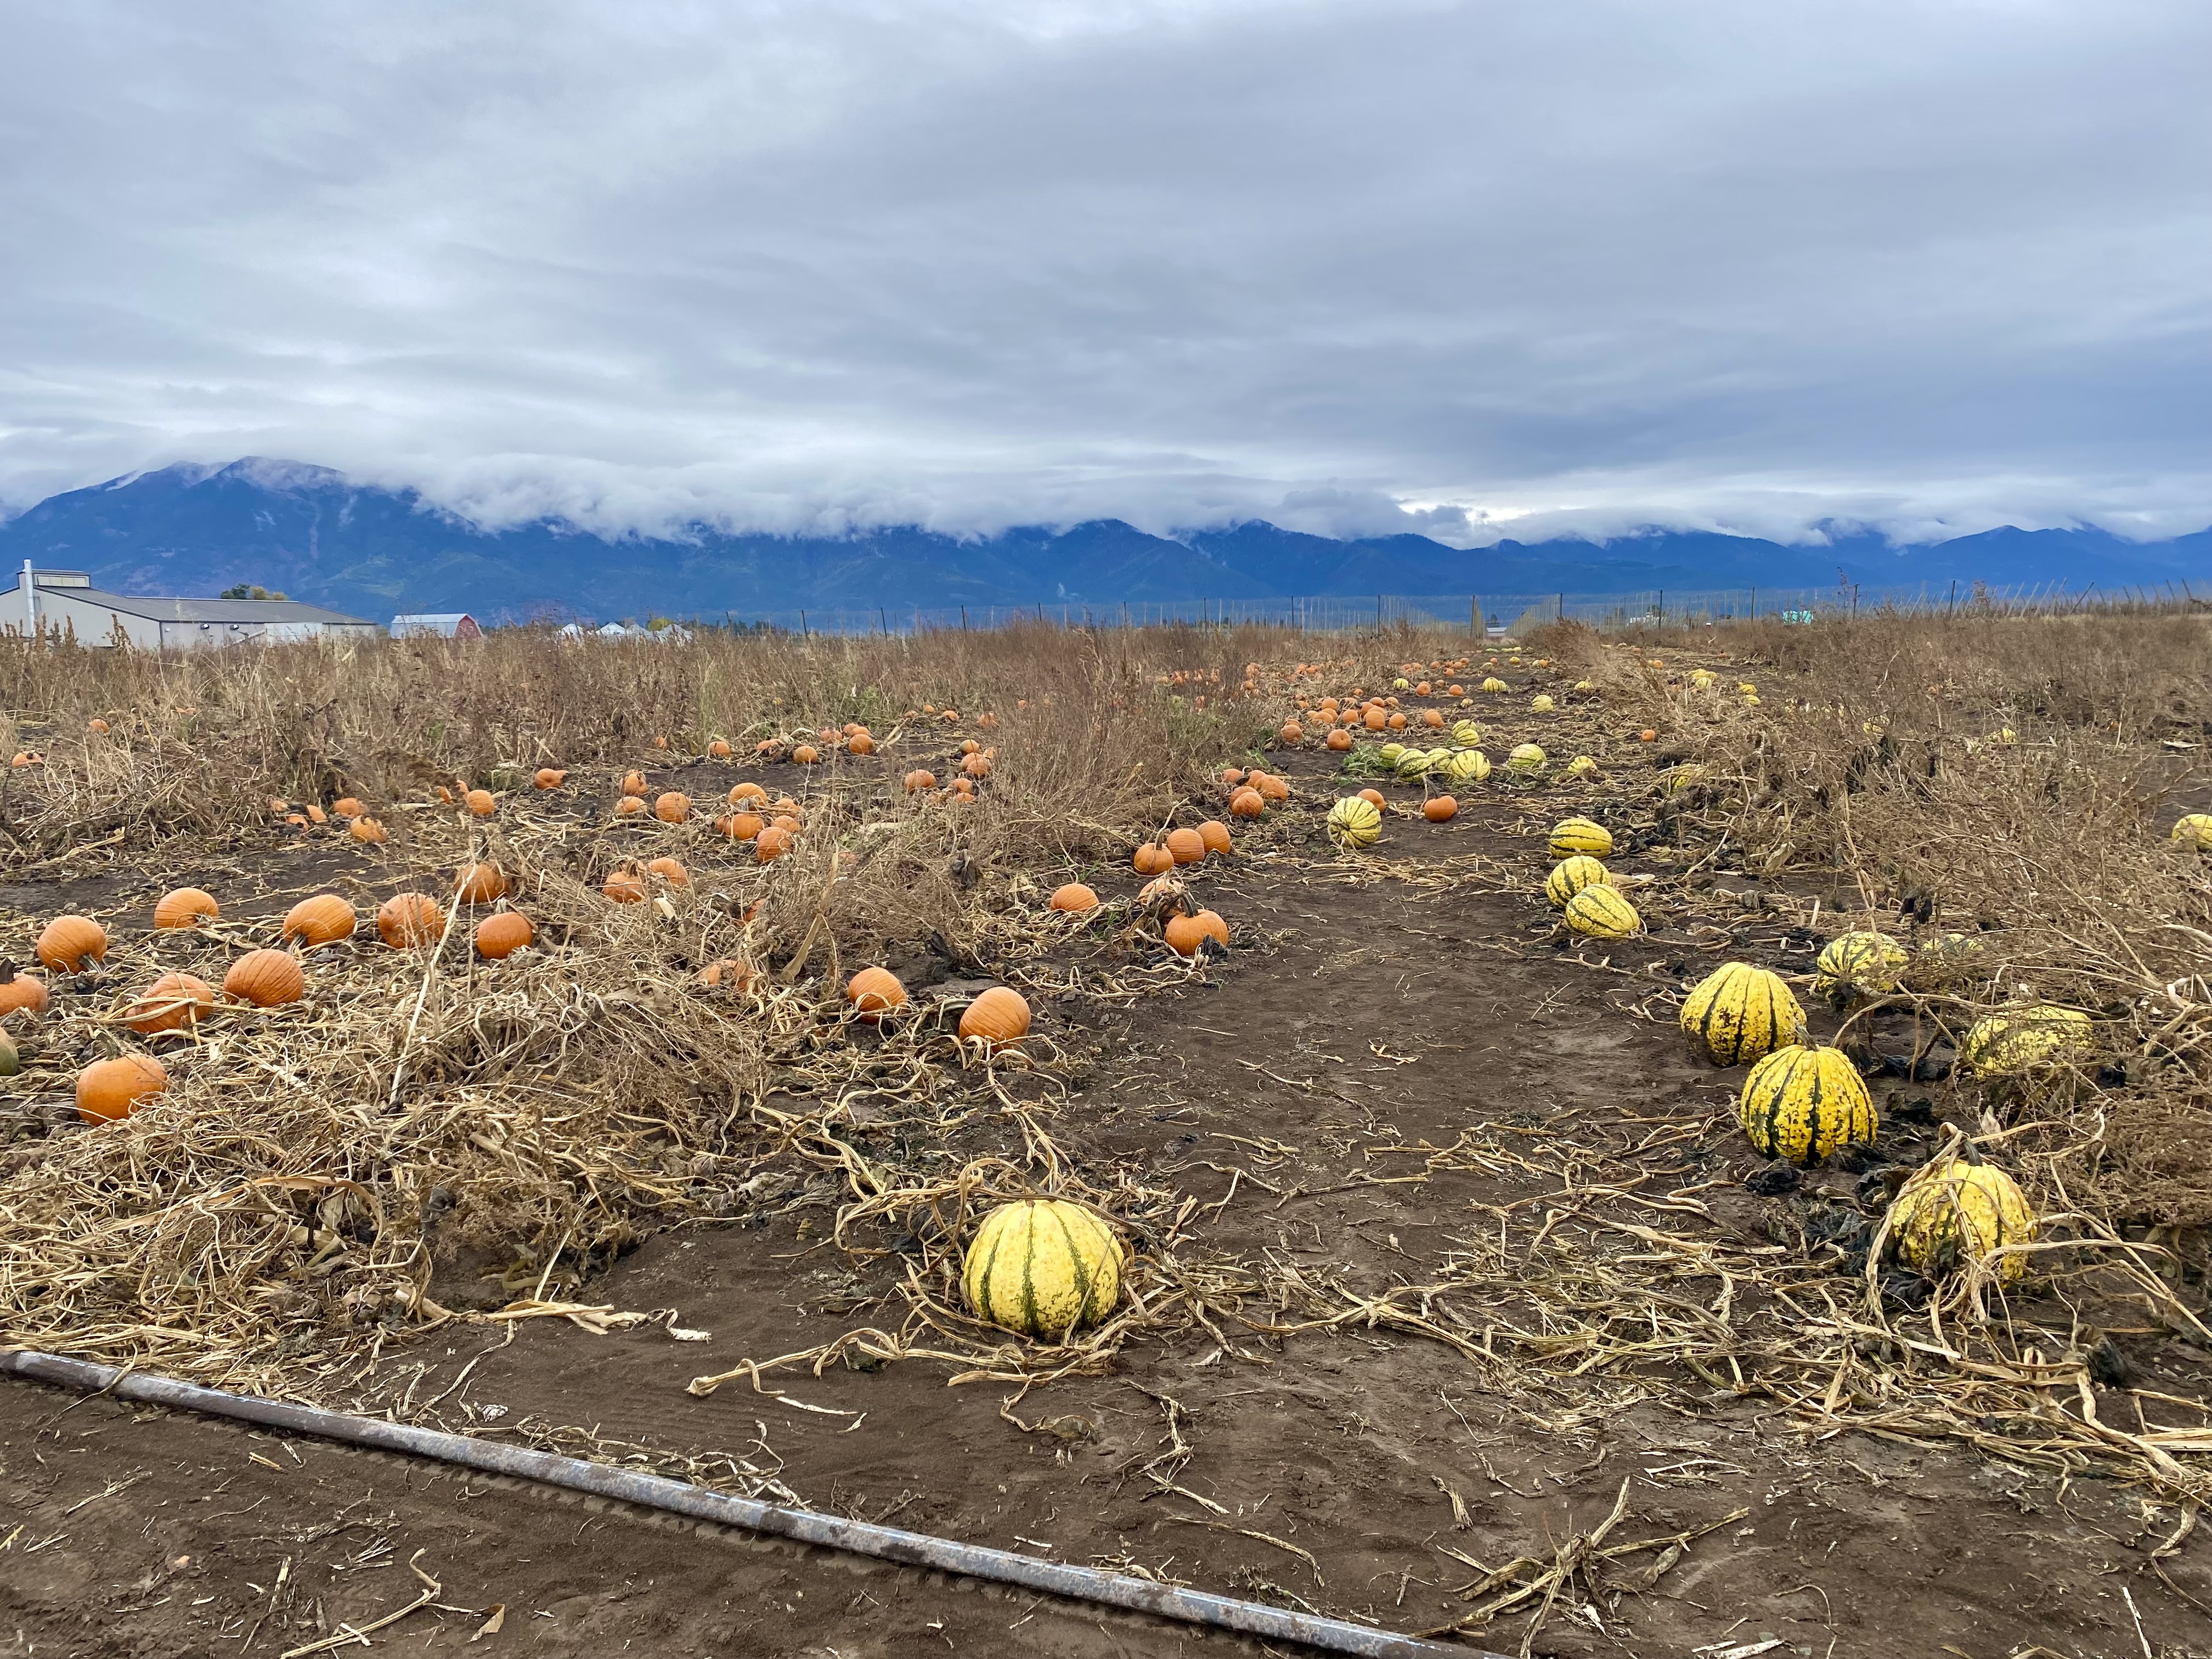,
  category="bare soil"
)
[5,750,2211,1658]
